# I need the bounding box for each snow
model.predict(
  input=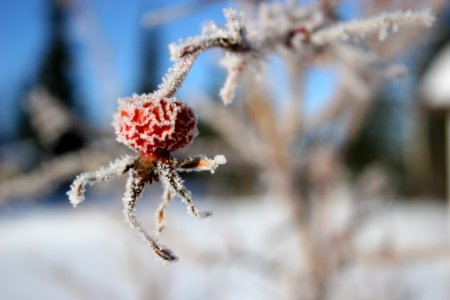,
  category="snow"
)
[0,197,449,299]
